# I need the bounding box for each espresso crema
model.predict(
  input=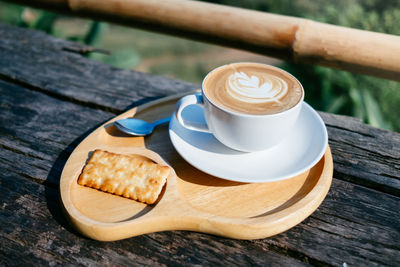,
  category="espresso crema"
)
[203,63,303,115]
